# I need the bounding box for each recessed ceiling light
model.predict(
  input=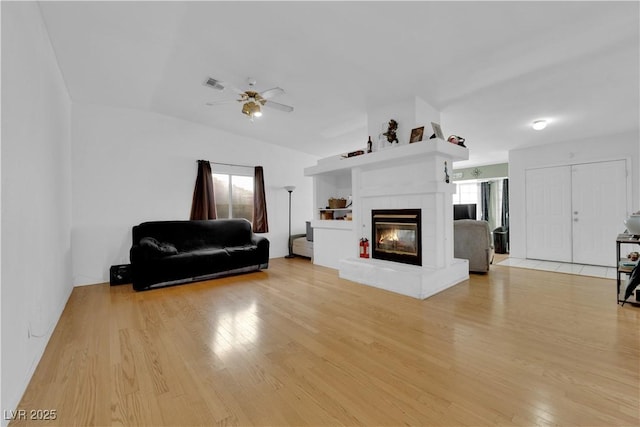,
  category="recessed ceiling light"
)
[532,119,548,130]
